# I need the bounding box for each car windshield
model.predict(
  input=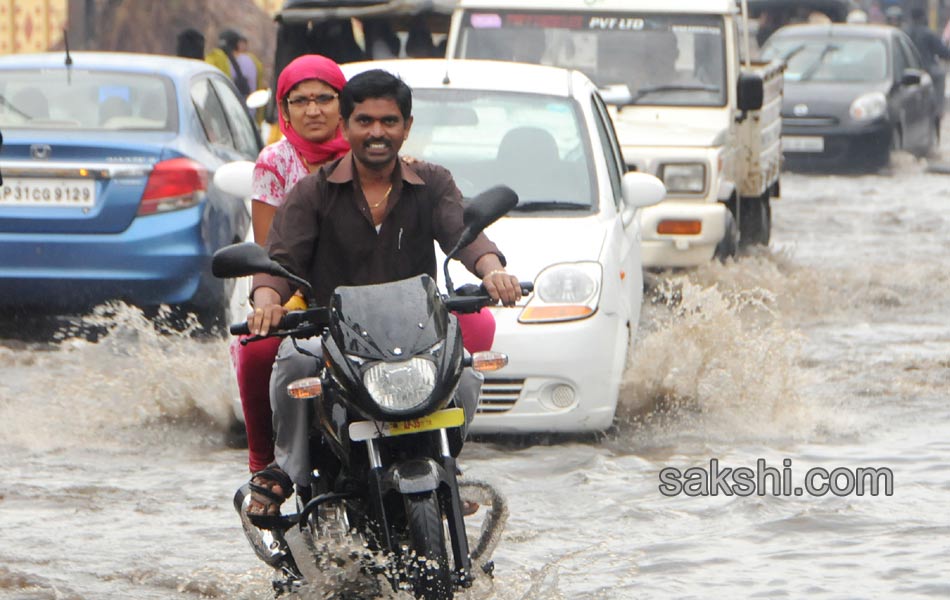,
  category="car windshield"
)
[406,88,595,210]
[0,69,175,130]
[456,11,727,107]
[762,37,889,82]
